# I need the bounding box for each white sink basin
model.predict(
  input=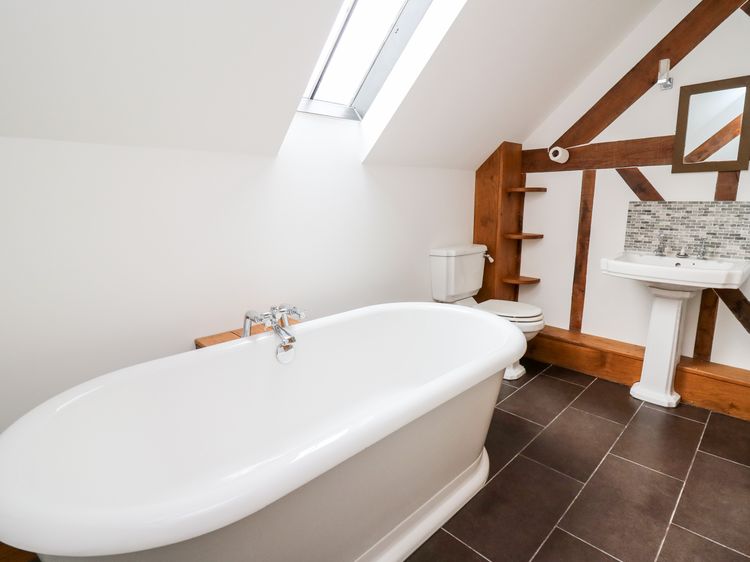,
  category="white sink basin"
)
[601,252,750,290]
[601,251,750,409]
